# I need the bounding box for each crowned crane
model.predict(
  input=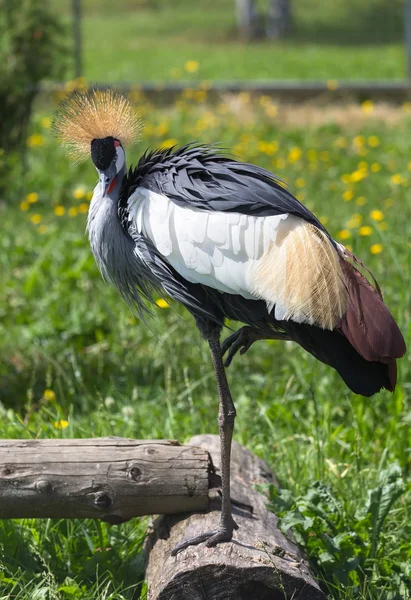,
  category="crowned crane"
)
[54,89,406,554]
